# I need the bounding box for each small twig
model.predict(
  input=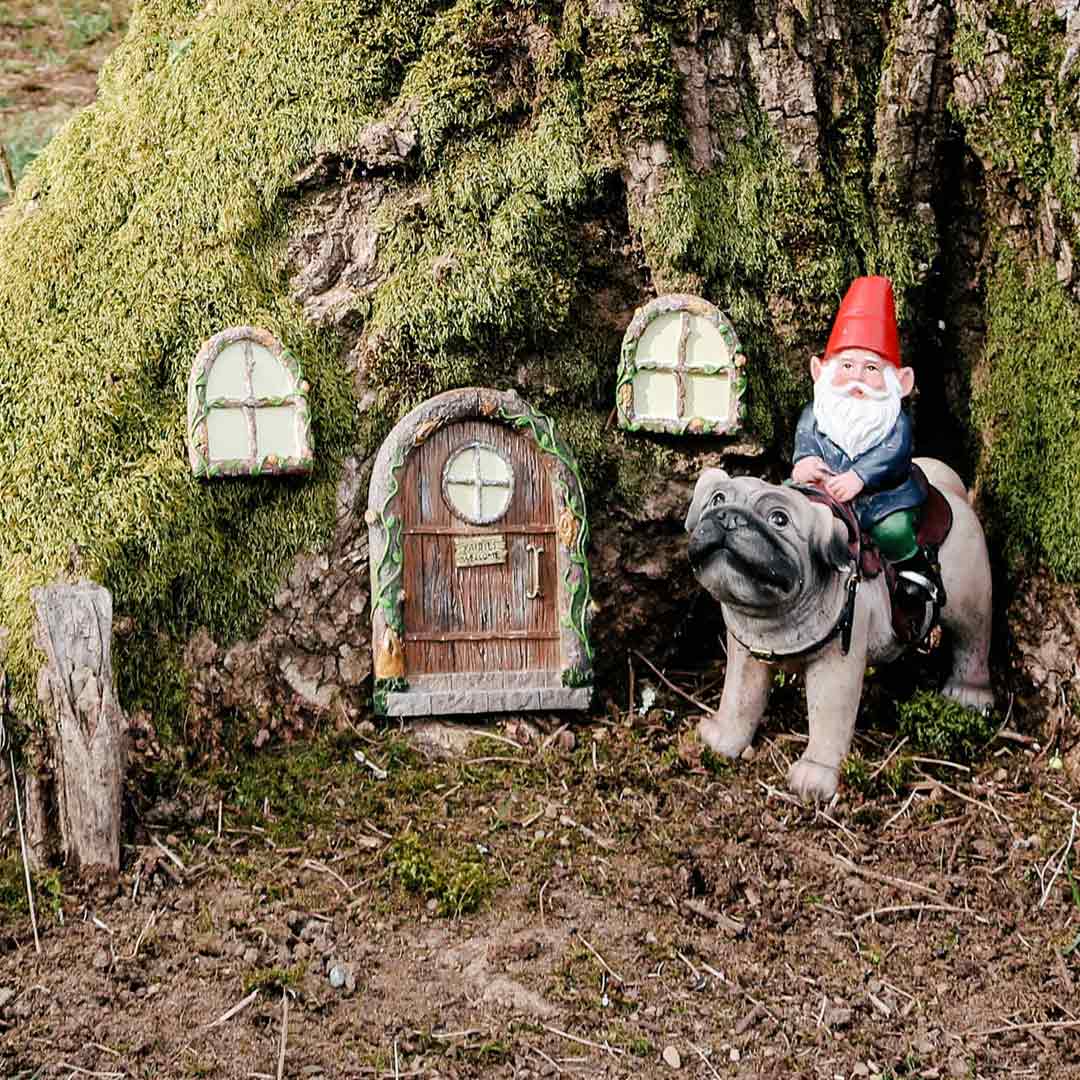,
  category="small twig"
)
[55,1066,124,1079]
[632,651,711,713]
[9,750,40,954]
[206,989,259,1029]
[525,1043,563,1075]
[393,1035,400,1080]
[914,768,1010,824]
[465,729,524,751]
[539,879,549,928]
[969,1019,1080,1037]
[464,755,529,766]
[883,789,919,829]
[867,737,909,781]
[909,755,970,773]
[151,835,186,873]
[809,849,944,901]
[854,903,988,925]
[995,728,1037,747]
[217,799,223,839]
[541,725,568,750]
[0,143,15,197]
[690,1044,723,1080]
[1039,810,1078,910]
[301,859,354,893]
[675,950,701,980]
[541,1024,625,1056]
[574,928,623,984]
[121,909,159,962]
[681,897,745,934]
[276,990,289,1080]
